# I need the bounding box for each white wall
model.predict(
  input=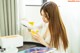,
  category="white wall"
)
[25,6,42,23]
[61,2,80,53]
[19,0,42,22]
[59,3,80,53]
[18,0,43,41]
